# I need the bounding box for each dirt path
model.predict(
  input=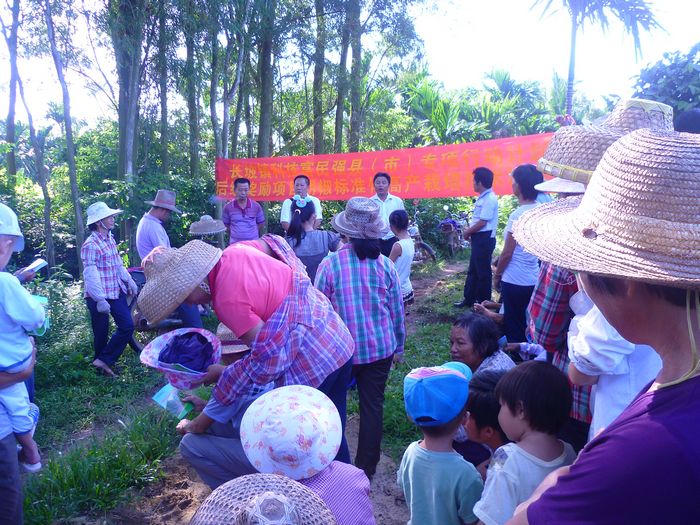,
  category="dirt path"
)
[106,261,464,524]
